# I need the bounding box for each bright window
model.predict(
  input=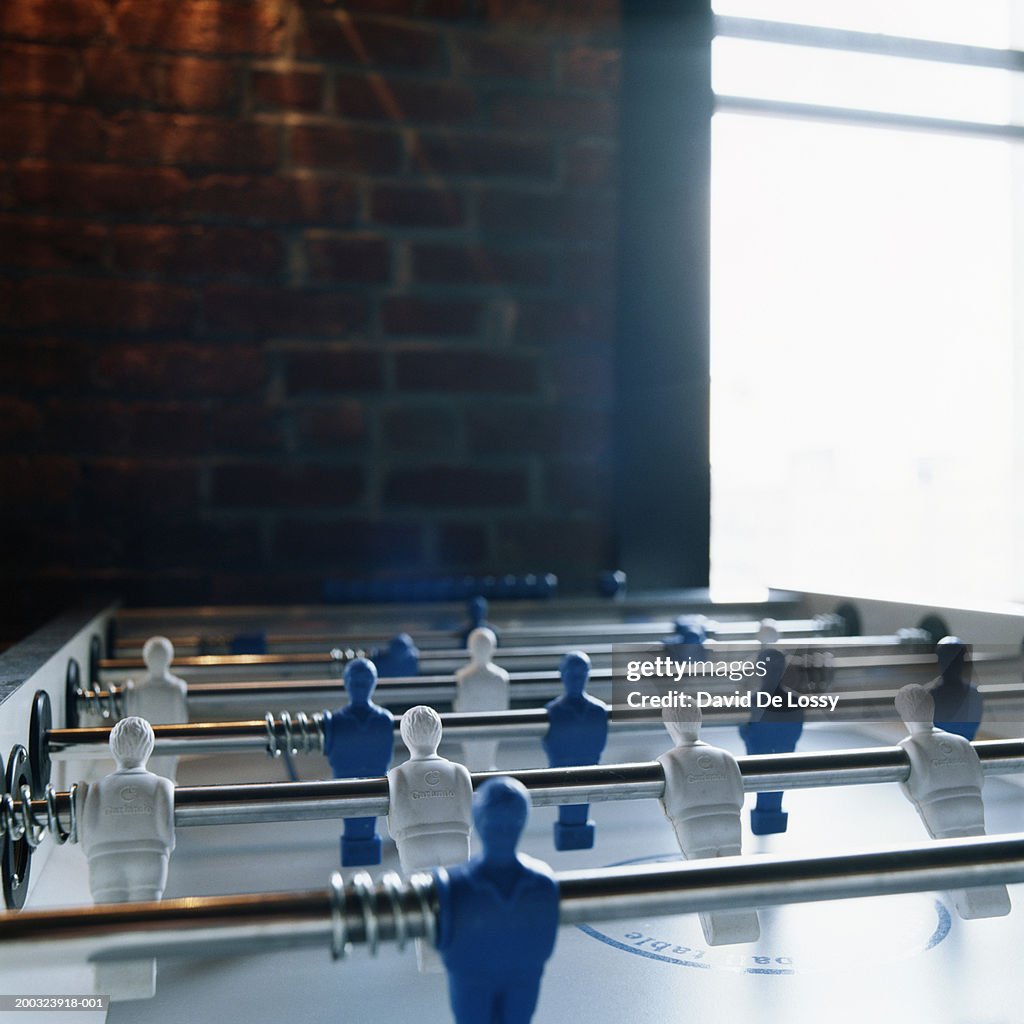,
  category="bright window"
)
[709,3,1024,606]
